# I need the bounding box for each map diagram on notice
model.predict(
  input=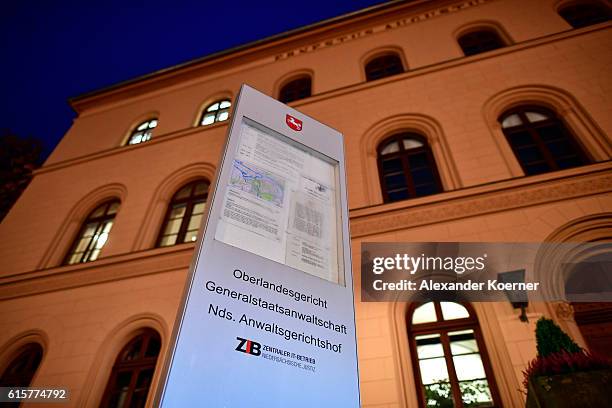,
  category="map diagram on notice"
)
[229,160,285,207]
